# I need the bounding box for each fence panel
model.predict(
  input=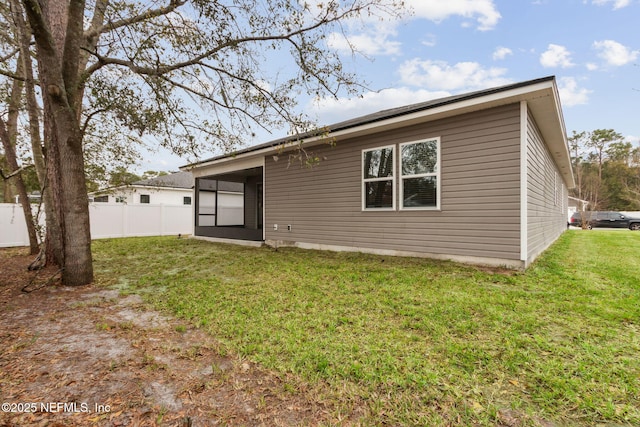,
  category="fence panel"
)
[0,204,31,248]
[89,203,126,238]
[1,203,193,247]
